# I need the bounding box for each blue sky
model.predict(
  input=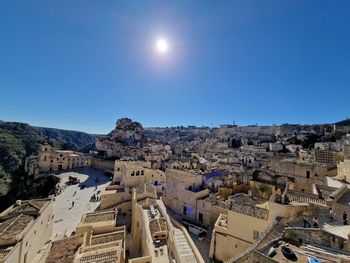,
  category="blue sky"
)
[0,0,349,134]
